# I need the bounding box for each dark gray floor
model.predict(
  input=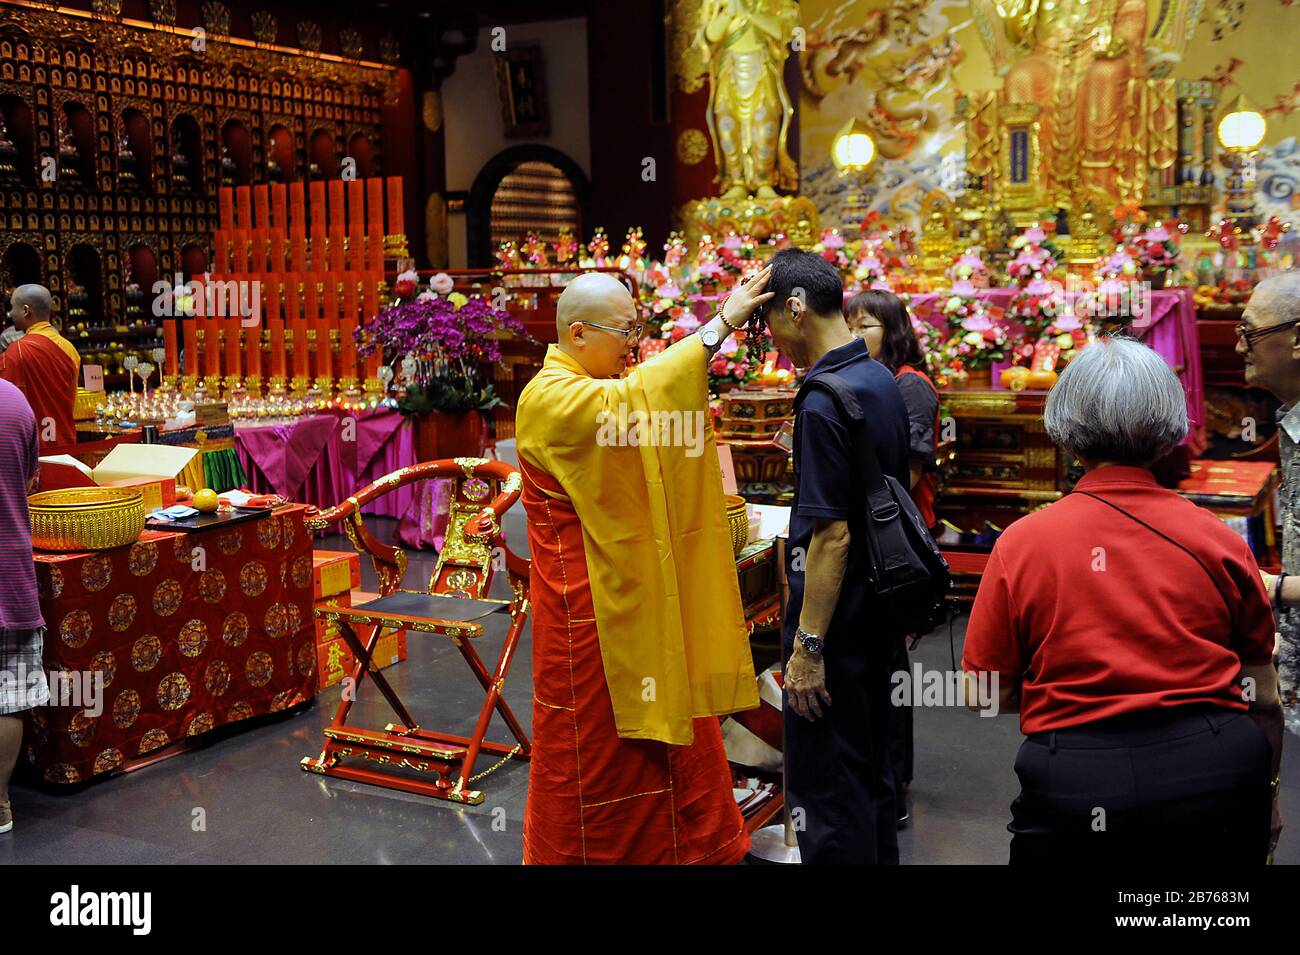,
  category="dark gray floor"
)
[6,508,1300,864]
